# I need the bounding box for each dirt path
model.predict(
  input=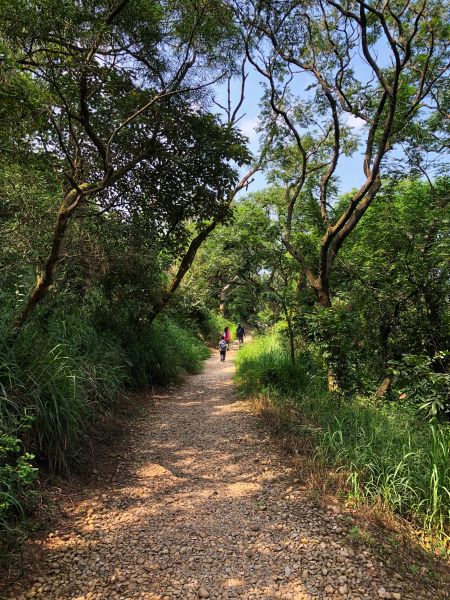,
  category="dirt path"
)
[4,349,446,600]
